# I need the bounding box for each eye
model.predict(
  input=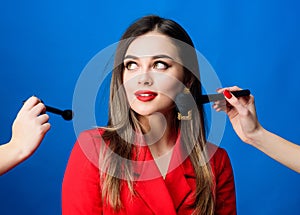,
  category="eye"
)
[153,61,169,70]
[125,61,138,71]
